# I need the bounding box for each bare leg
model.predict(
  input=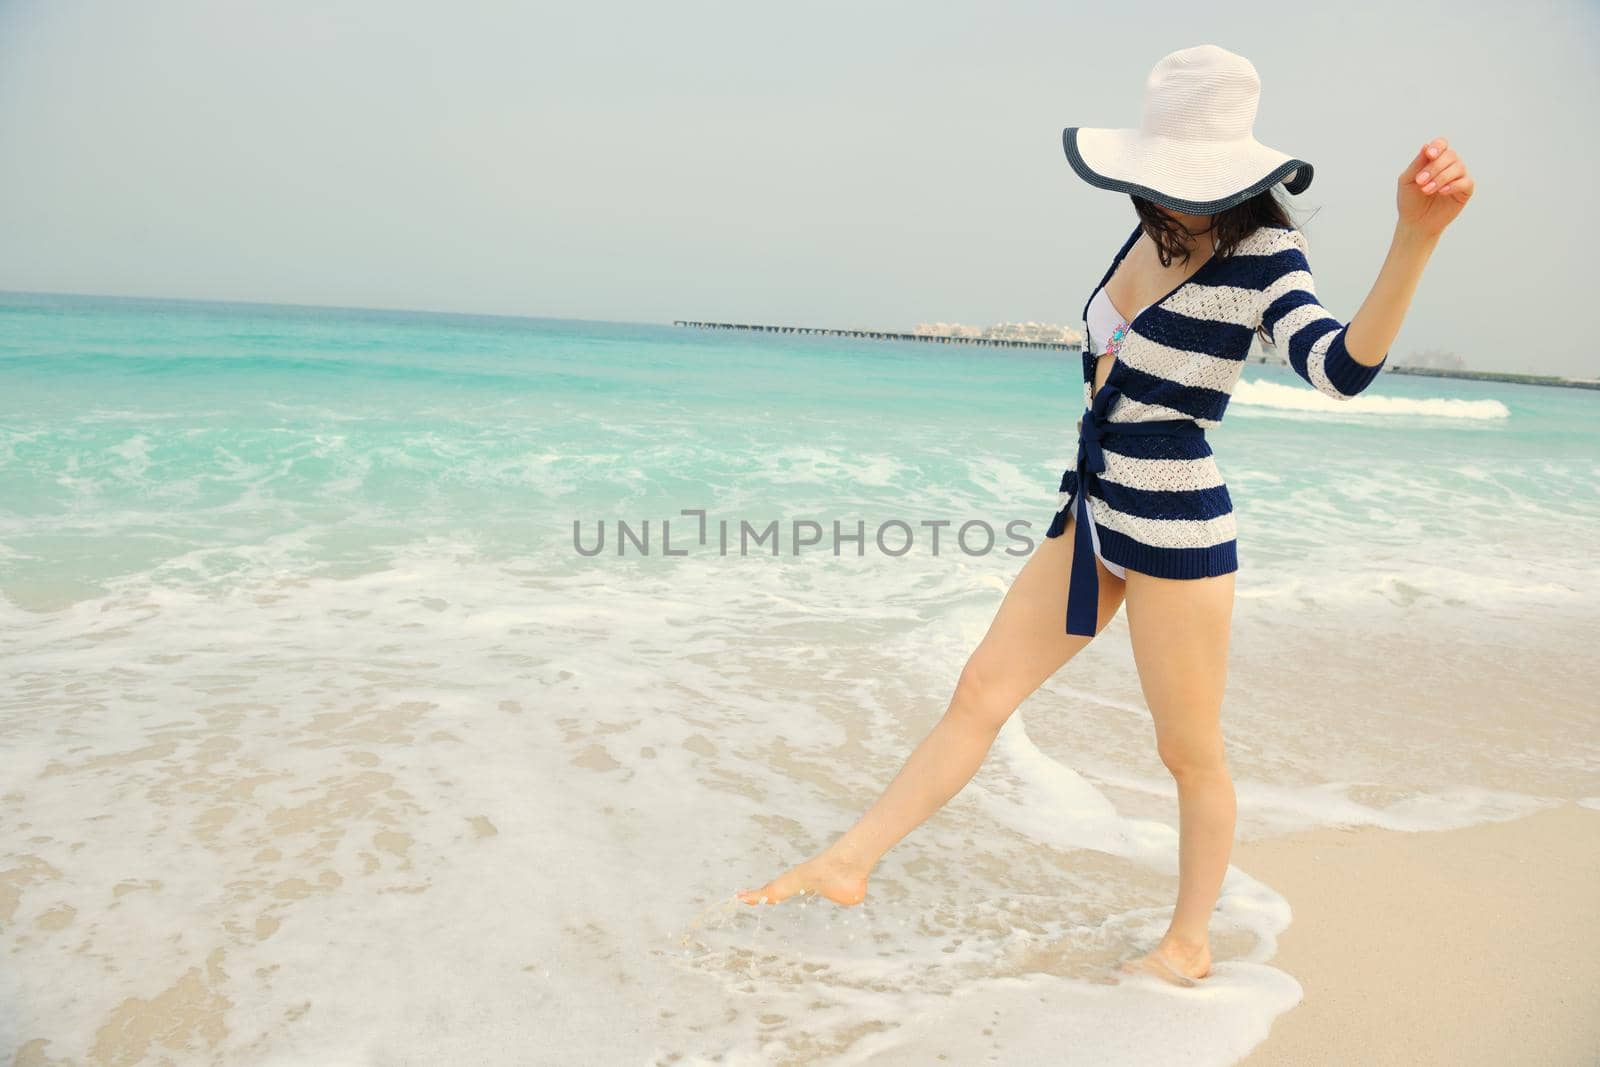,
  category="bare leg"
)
[739,513,1127,906]
[1116,566,1236,985]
